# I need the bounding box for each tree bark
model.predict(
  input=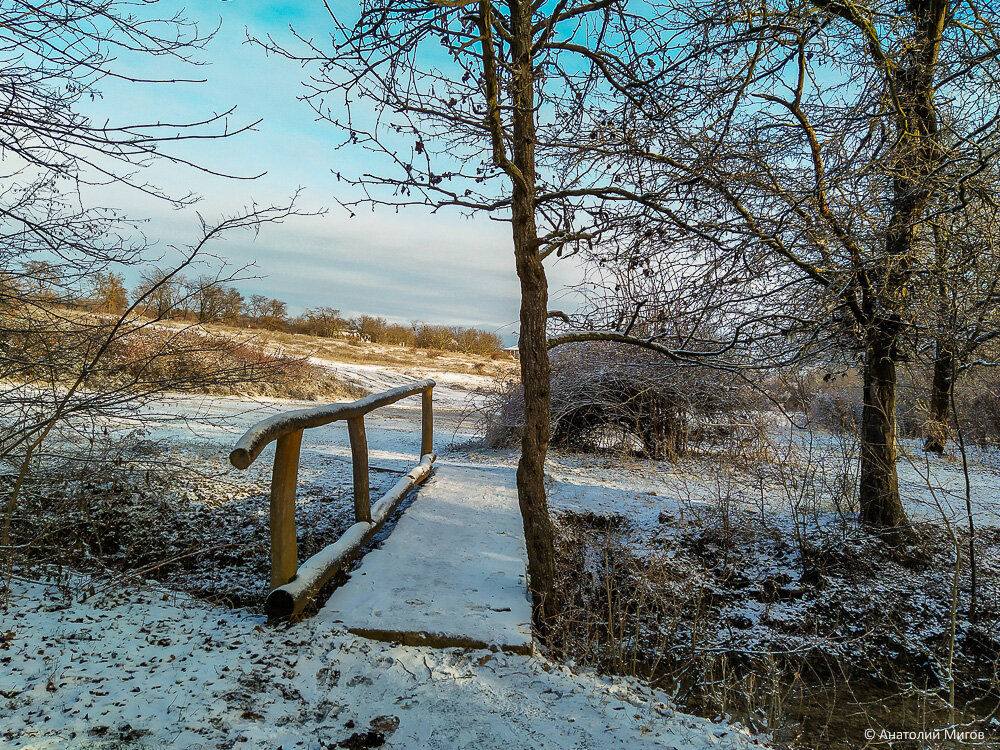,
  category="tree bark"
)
[509,0,558,632]
[924,342,953,453]
[855,0,944,529]
[859,324,909,528]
